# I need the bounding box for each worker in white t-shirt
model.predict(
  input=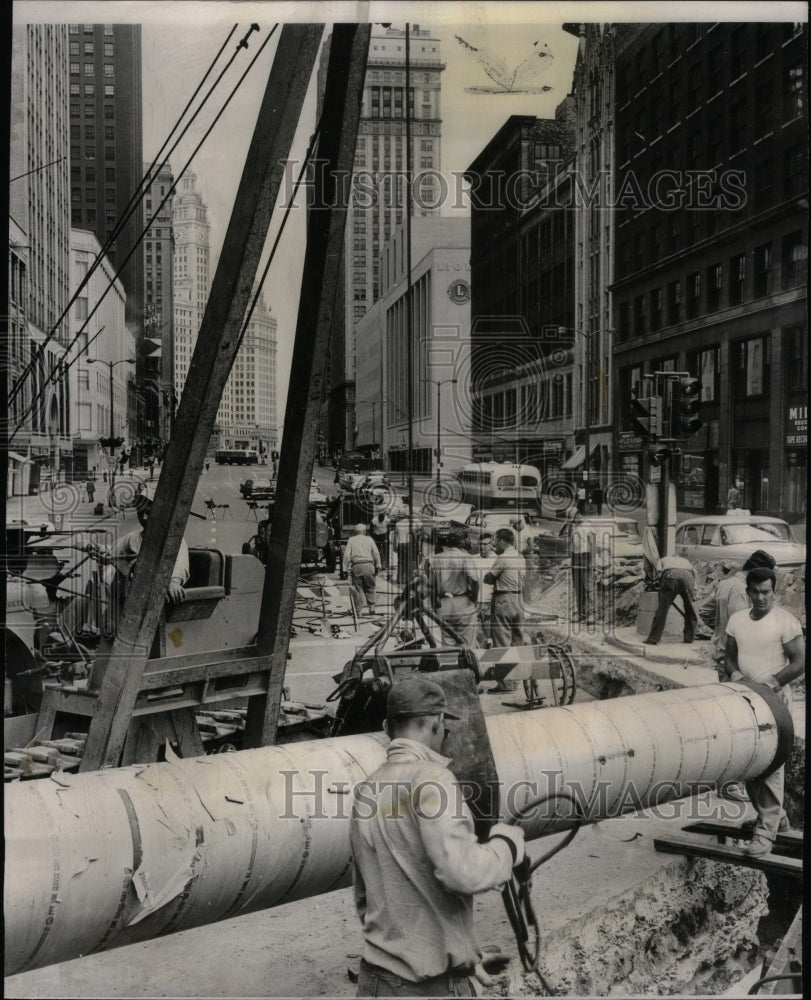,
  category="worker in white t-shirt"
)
[725,566,805,856]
